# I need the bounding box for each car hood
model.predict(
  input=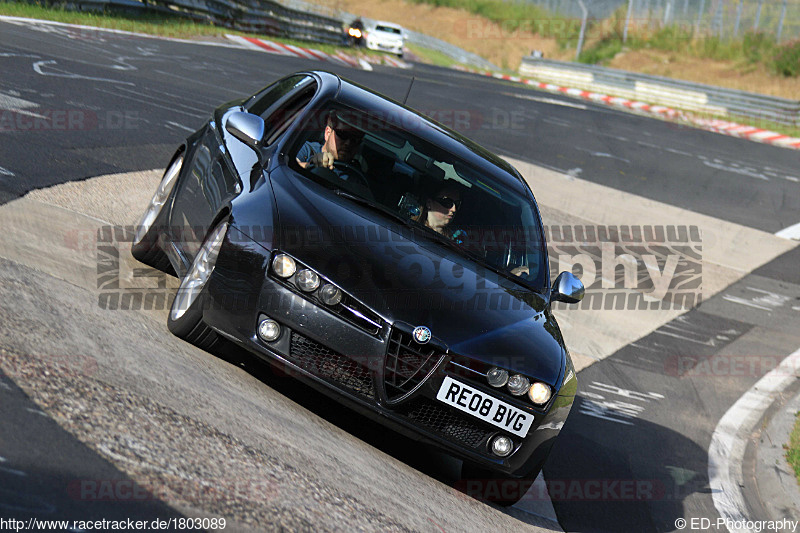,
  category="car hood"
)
[266,168,565,385]
[372,32,402,42]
